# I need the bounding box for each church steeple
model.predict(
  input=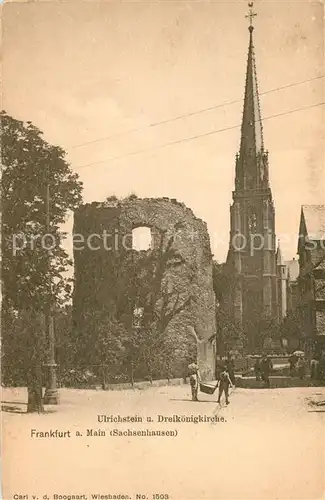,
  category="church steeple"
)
[235,2,269,192]
[227,2,278,348]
